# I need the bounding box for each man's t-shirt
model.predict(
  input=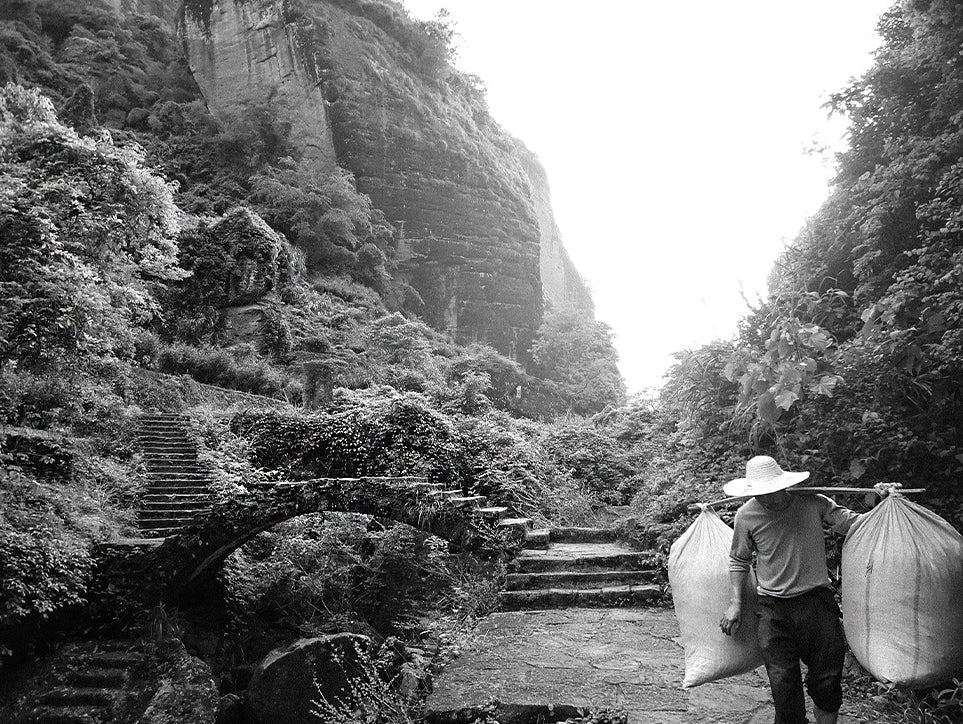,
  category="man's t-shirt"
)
[729,494,860,598]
